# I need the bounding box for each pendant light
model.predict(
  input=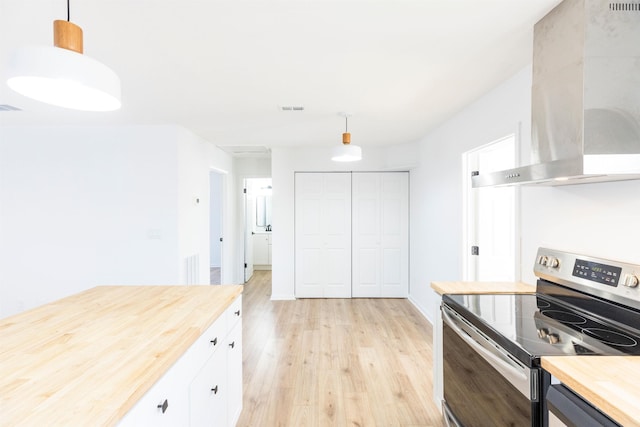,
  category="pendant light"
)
[5,0,121,111]
[331,113,362,162]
